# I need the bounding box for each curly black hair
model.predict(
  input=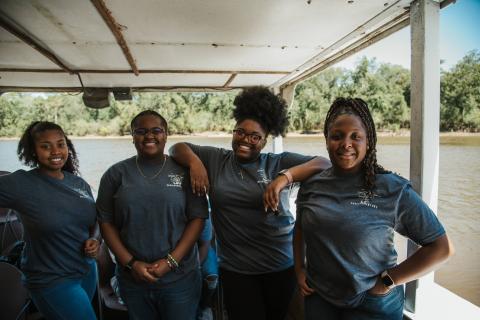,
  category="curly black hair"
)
[324,97,389,191]
[130,110,168,133]
[17,121,80,175]
[233,86,289,137]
